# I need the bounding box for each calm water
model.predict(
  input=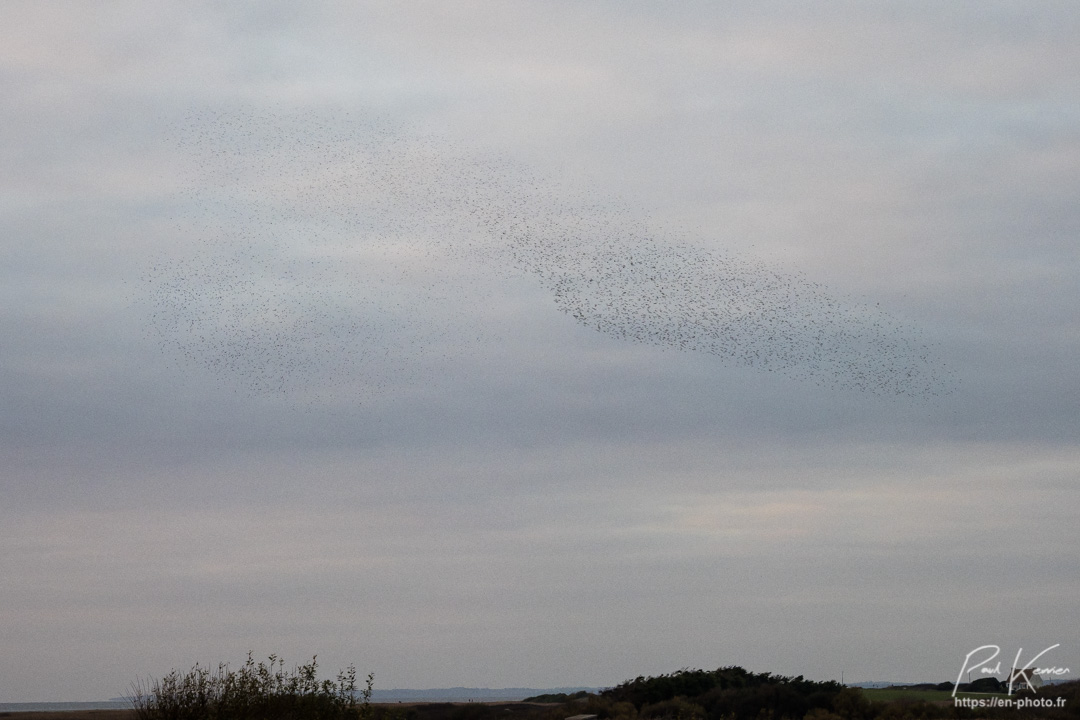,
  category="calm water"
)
[0,702,133,712]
